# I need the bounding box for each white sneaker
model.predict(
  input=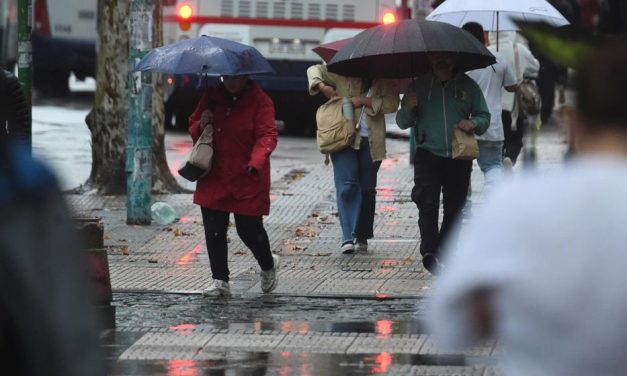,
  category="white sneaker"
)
[261,254,280,293]
[202,279,231,298]
[503,157,514,172]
